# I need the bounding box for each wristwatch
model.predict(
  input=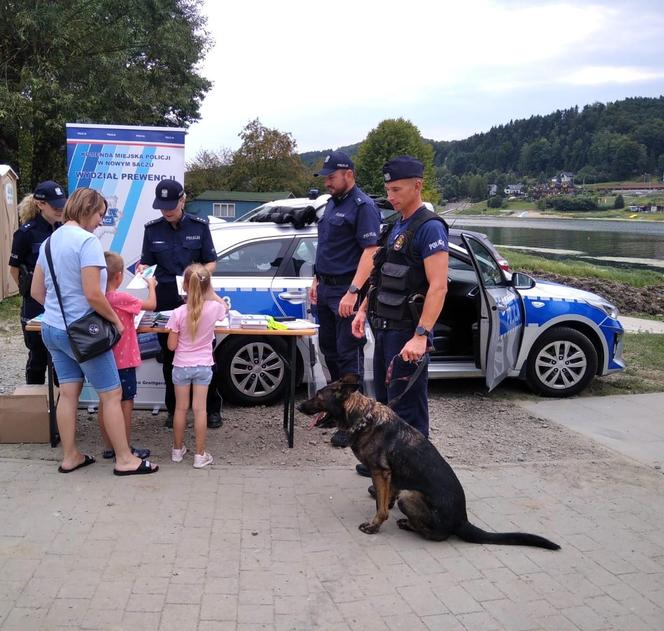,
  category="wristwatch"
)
[348,283,360,295]
[415,325,430,336]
